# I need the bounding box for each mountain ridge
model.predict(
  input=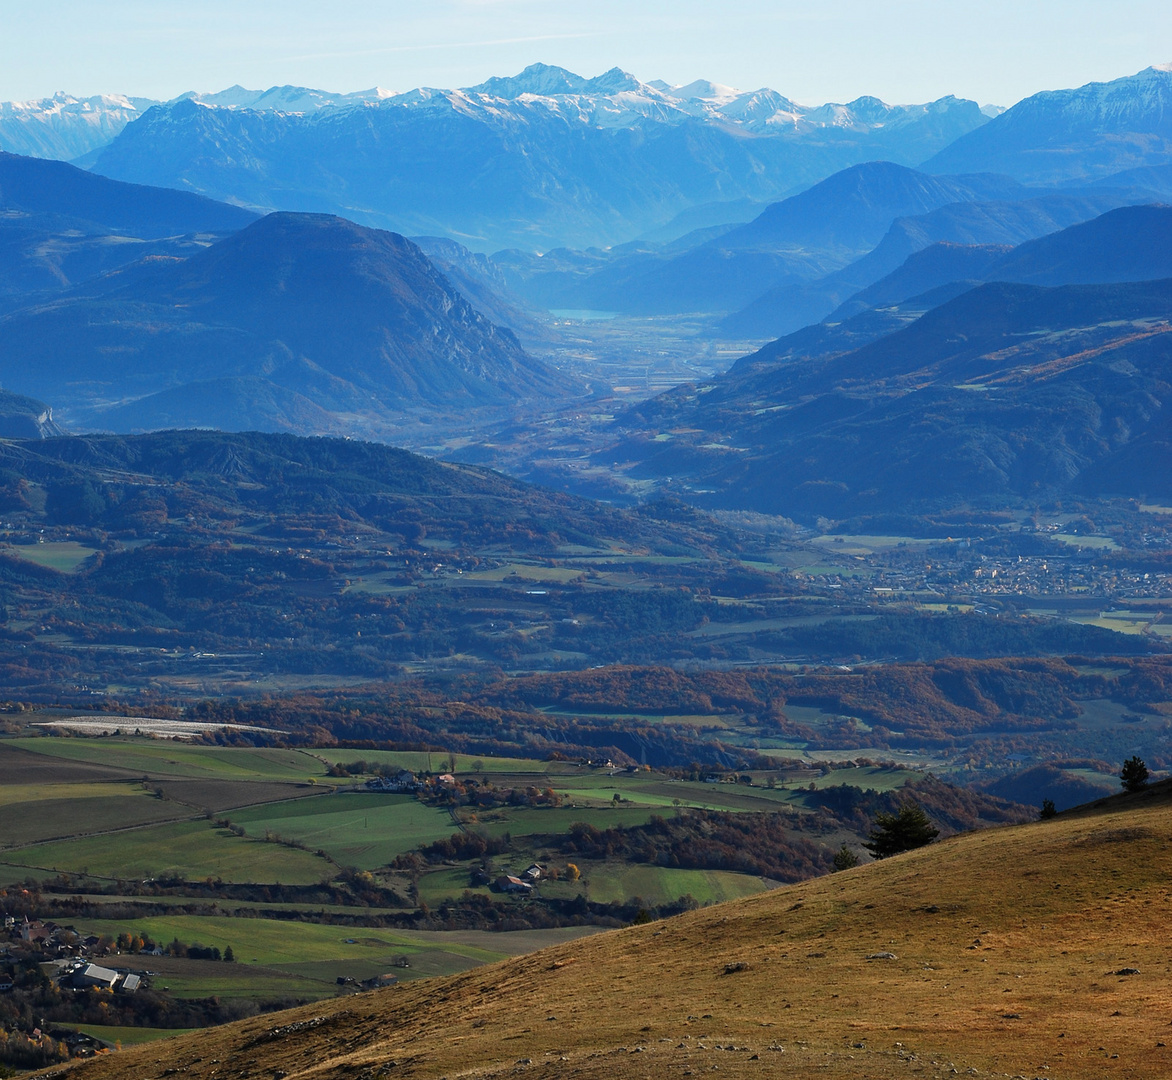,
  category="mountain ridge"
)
[82,68,991,250]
